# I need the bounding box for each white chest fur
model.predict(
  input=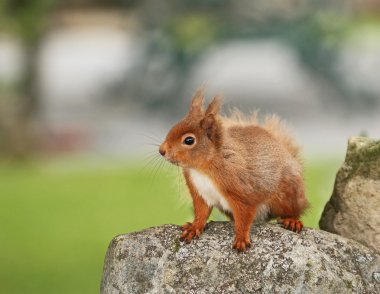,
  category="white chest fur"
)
[188,169,232,212]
